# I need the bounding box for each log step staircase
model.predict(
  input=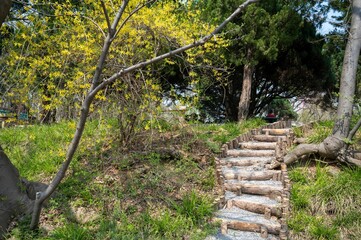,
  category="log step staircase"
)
[208,121,294,240]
